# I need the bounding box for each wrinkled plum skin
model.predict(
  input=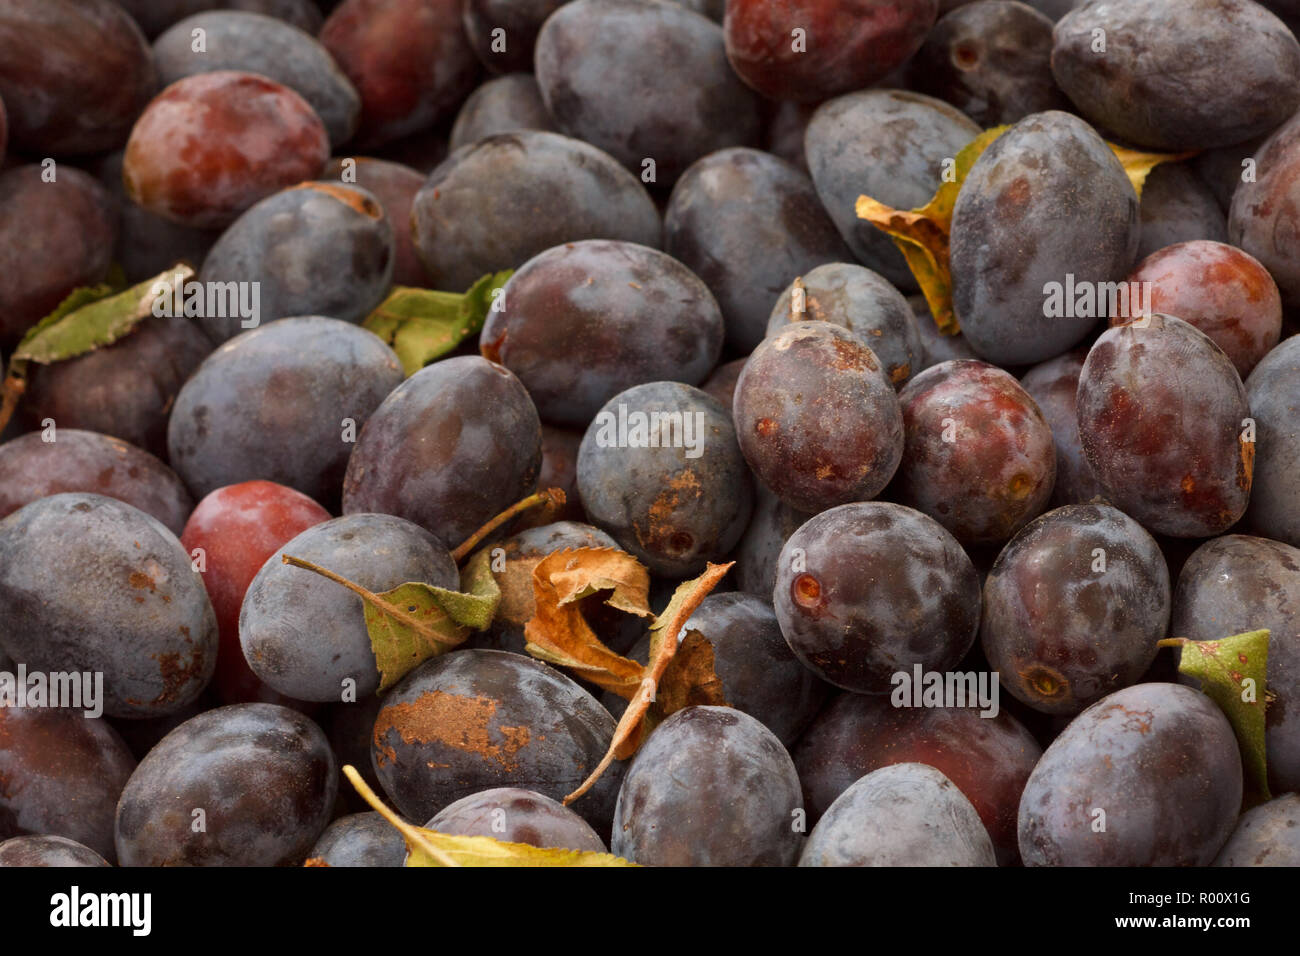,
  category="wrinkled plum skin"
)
[241,514,457,702]
[0,0,157,155]
[773,502,980,693]
[1171,535,1300,793]
[730,487,812,599]
[1077,315,1252,538]
[1214,793,1300,867]
[1134,166,1227,262]
[981,504,1170,715]
[800,763,996,867]
[766,263,922,388]
[117,0,323,37]
[723,0,938,103]
[0,166,117,347]
[371,650,622,833]
[612,706,803,866]
[181,481,331,706]
[449,74,557,151]
[896,360,1056,546]
[735,323,904,513]
[805,91,979,292]
[411,132,661,293]
[322,158,428,287]
[0,430,192,537]
[1019,351,1102,508]
[535,0,761,183]
[343,356,542,548]
[320,0,480,149]
[1051,0,1300,151]
[0,494,218,719]
[481,240,724,427]
[123,72,330,230]
[1117,241,1281,380]
[0,836,110,868]
[0,708,136,863]
[168,317,403,507]
[664,148,852,353]
[950,111,1139,365]
[794,693,1041,864]
[22,318,213,461]
[198,185,396,343]
[308,813,408,867]
[1230,112,1300,307]
[426,787,606,851]
[1245,338,1300,546]
[115,704,337,866]
[910,1,1068,127]
[462,0,569,73]
[153,11,360,147]
[577,382,752,577]
[1018,683,1242,866]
